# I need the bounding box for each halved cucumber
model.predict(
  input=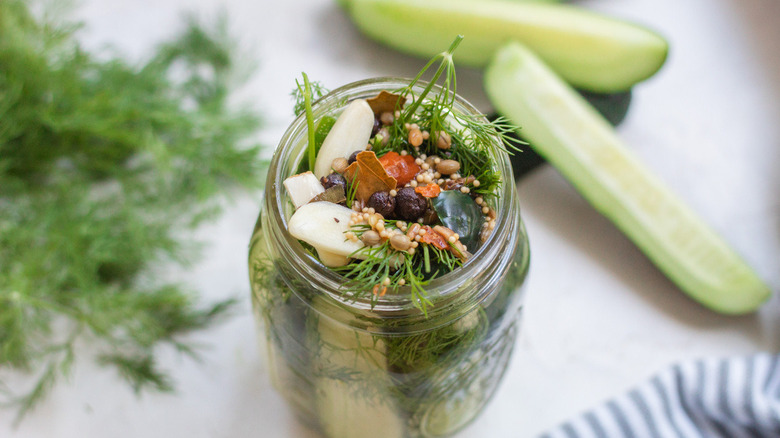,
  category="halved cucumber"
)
[309,301,406,438]
[485,42,770,314]
[315,377,405,438]
[341,0,668,92]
